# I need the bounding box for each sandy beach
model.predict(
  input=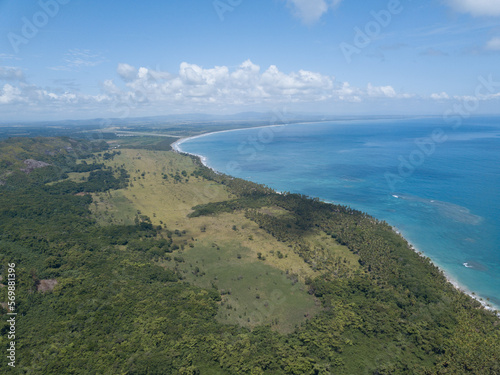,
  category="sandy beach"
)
[390,226,500,315]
